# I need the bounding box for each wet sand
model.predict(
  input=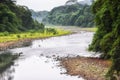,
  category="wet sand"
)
[0,39,32,51]
[60,57,111,80]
